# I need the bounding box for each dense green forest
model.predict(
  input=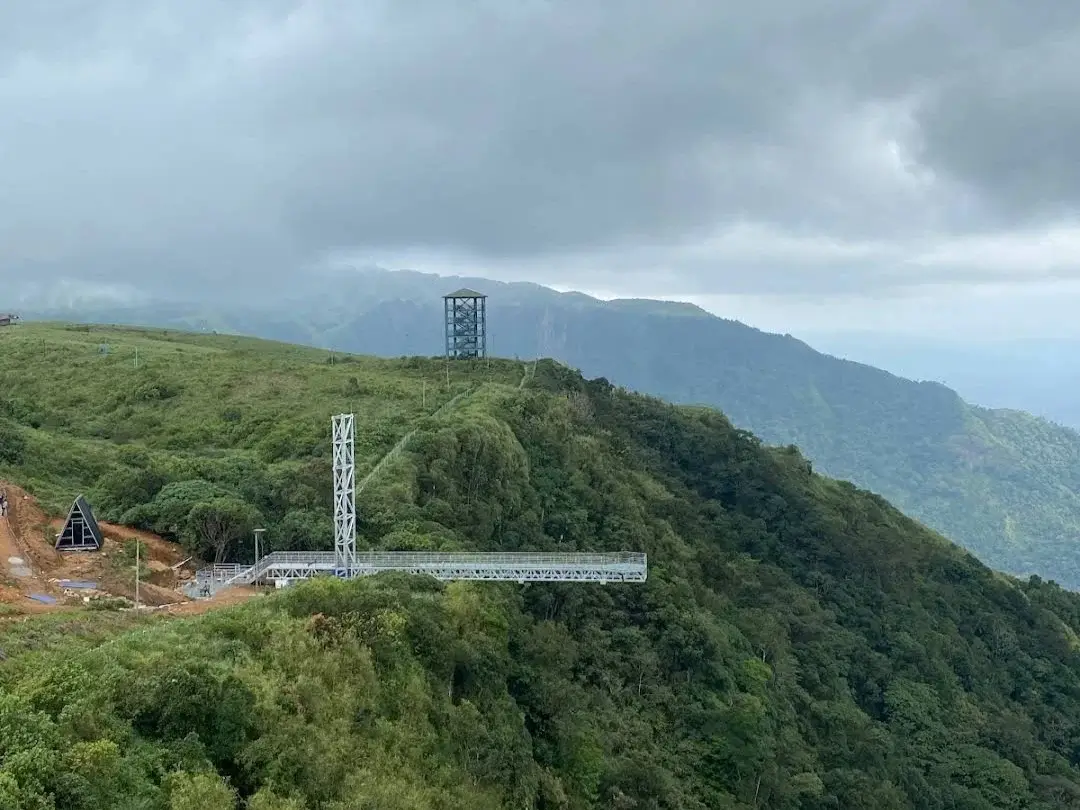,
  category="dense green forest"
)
[28,267,1080,589]
[6,324,1080,807]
